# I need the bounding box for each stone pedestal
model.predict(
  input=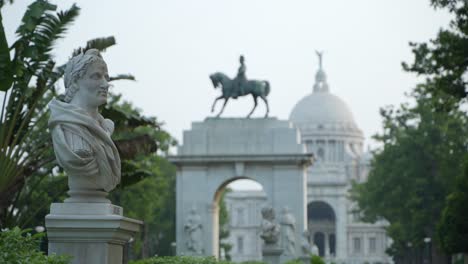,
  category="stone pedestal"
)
[46,202,142,264]
[299,255,311,264]
[262,245,283,264]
